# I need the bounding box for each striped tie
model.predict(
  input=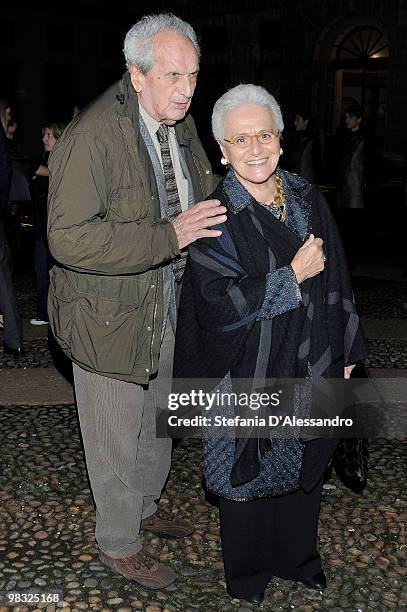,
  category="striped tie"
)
[156,124,187,281]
